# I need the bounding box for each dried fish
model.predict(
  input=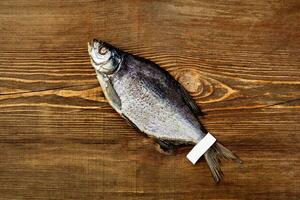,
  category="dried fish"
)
[88,39,241,182]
